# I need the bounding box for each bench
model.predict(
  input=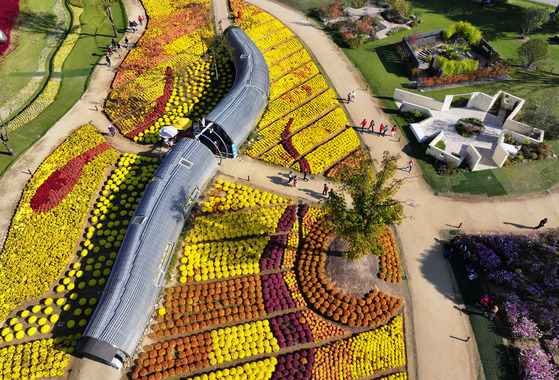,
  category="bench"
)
[410,123,427,142]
